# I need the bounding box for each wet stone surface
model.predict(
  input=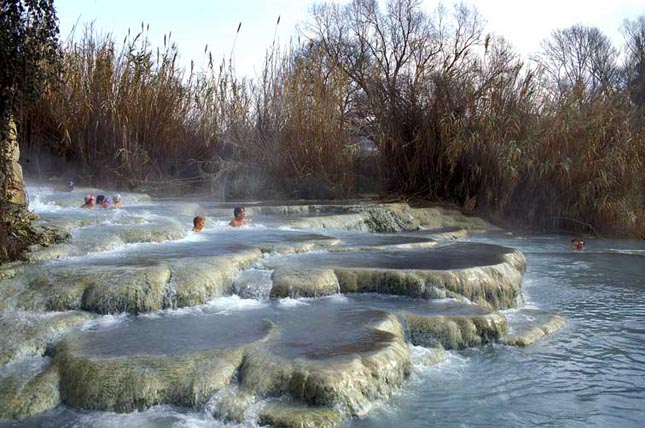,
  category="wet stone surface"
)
[263,242,514,271]
[345,294,493,317]
[71,311,273,357]
[263,303,399,360]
